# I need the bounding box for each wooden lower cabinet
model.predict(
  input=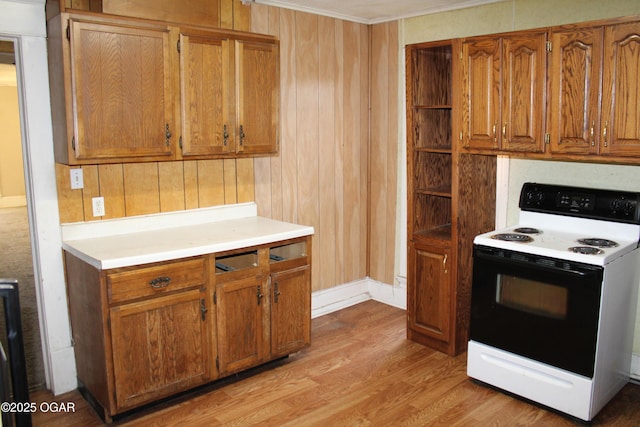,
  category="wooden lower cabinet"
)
[64,236,311,422]
[110,288,211,412]
[407,242,452,354]
[270,265,311,357]
[216,274,268,375]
